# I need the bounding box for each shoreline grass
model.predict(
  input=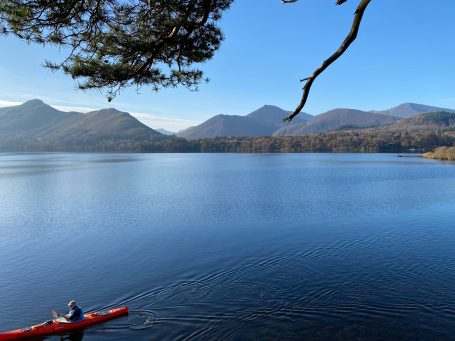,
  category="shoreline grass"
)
[423,146,455,161]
